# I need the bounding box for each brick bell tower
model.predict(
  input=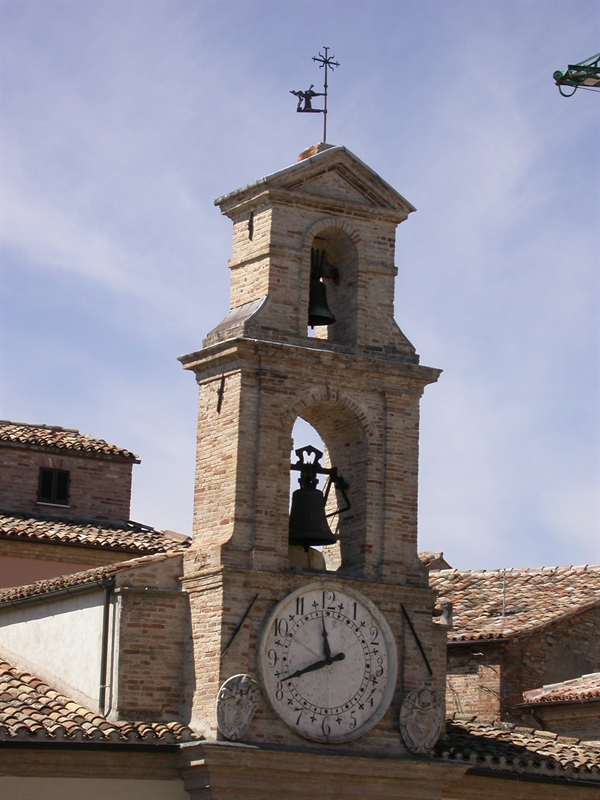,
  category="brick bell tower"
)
[179,143,449,772]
